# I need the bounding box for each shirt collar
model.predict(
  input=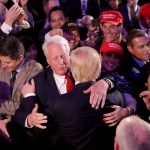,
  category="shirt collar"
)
[139,21,149,32]
[132,56,147,68]
[15,58,25,73]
